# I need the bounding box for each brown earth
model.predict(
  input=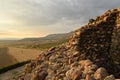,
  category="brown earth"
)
[8,47,42,62]
[0,47,42,68]
[0,66,25,80]
[0,47,17,68]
